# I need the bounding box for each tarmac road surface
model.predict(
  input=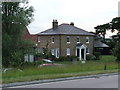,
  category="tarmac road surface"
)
[9,74,118,88]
